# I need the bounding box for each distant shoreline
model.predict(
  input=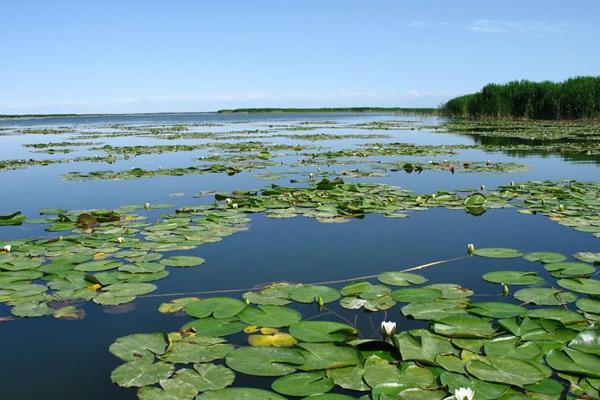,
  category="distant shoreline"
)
[216,107,438,114]
[0,107,437,120]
